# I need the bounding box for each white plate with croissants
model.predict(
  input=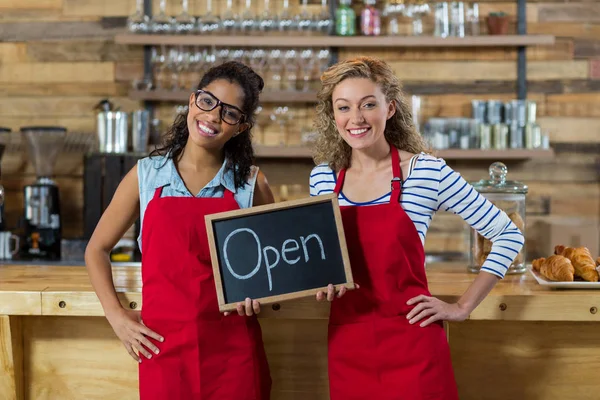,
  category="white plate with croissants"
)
[528,245,600,289]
